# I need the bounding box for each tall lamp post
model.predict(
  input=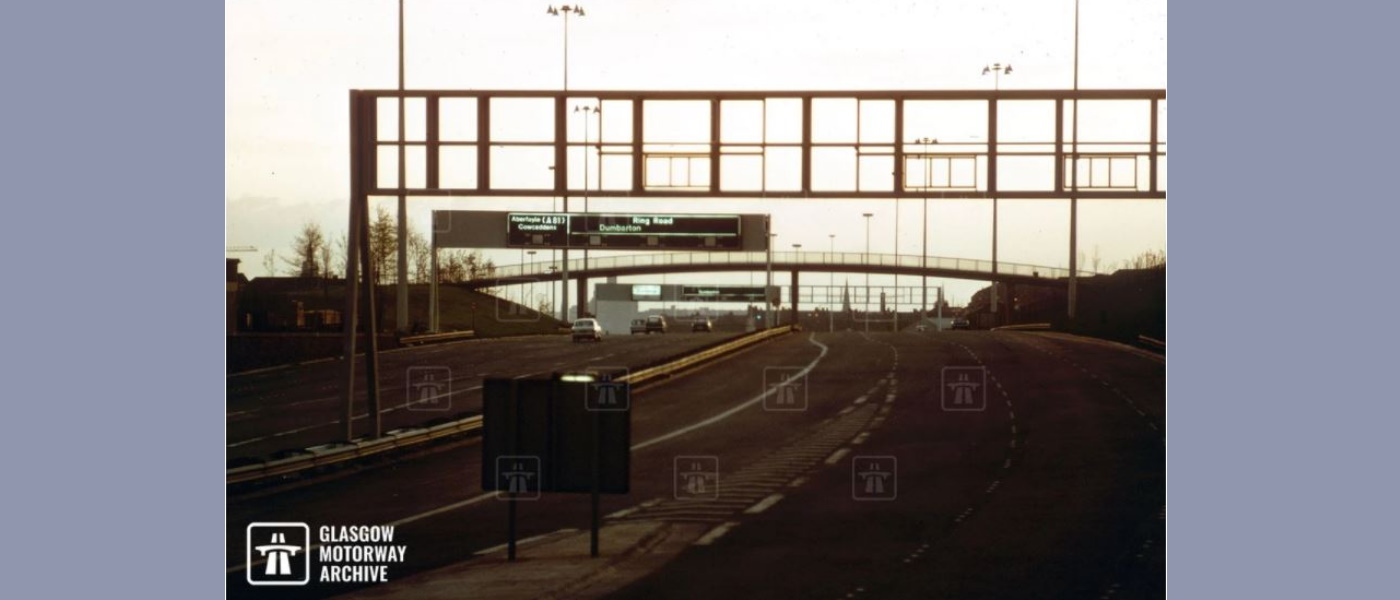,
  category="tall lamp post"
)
[792,243,802,327]
[983,63,1012,326]
[527,250,538,312]
[766,231,776,329]
[913,137,936,325]
[862,212,873,332]
[828,233,836,330]
[1069,0,1081,319]
[394,0,409,333]
[575,103,599,307]
[548,4,585,322]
